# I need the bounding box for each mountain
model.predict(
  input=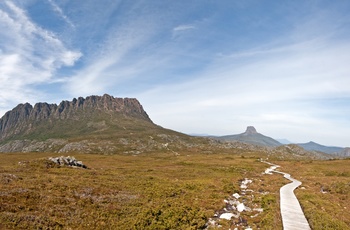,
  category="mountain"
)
[0,95,346,159]
[0,94,152,142]
[297,141,344,155]
[214,126,282,147]
[0,94,204,153]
